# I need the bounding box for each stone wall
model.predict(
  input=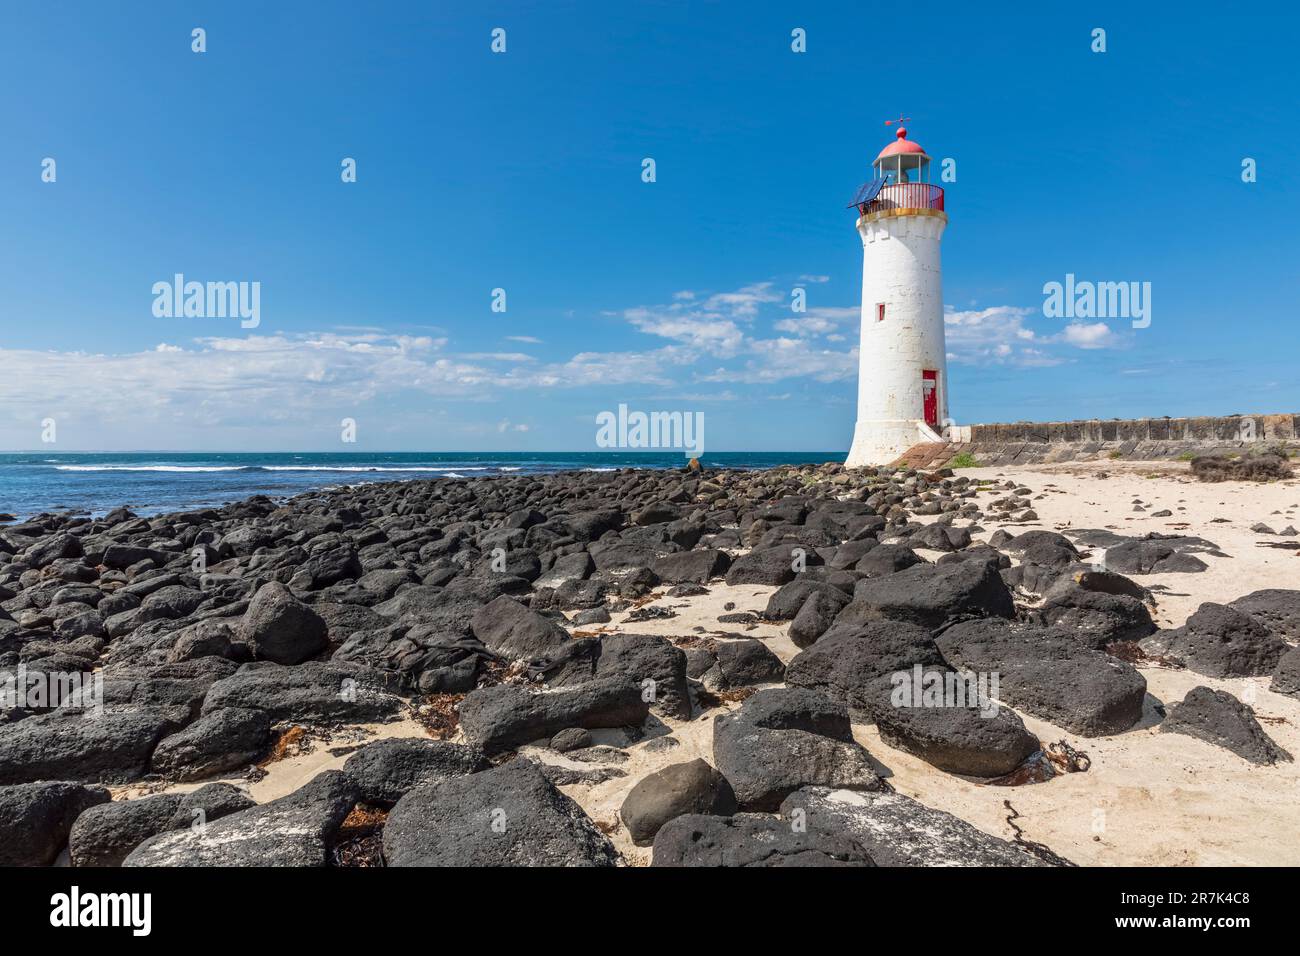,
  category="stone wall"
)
[966,413,1298,445]
[912,413,1300,468]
